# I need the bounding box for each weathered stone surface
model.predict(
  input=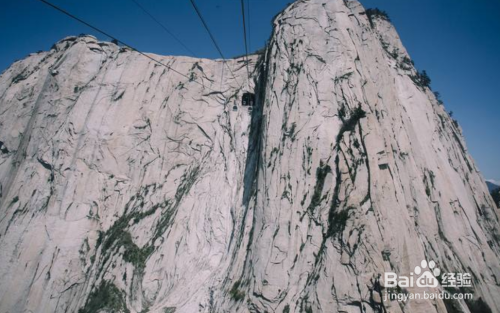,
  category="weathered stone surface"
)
[0,1,499,312]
